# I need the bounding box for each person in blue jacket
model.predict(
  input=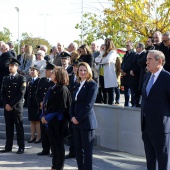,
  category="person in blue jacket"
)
[70,62,98,170]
